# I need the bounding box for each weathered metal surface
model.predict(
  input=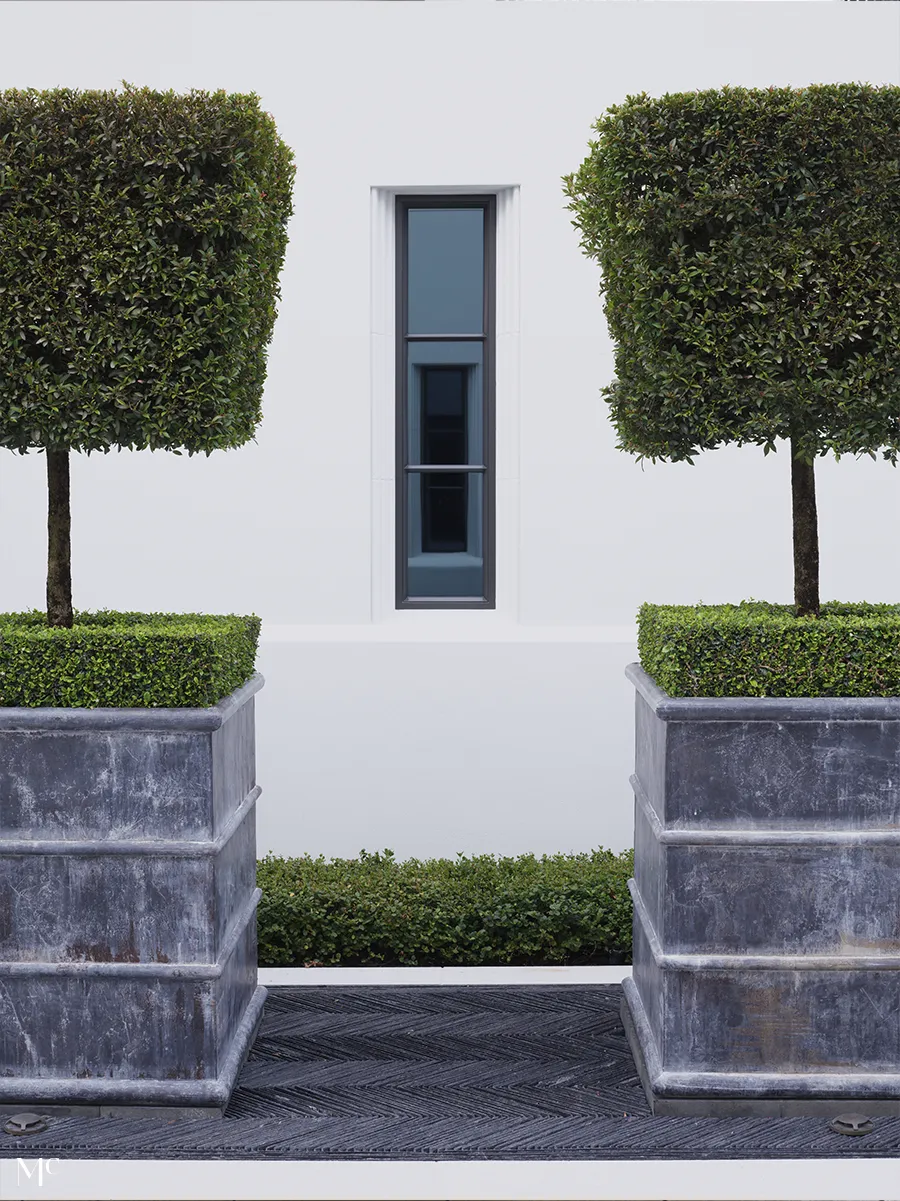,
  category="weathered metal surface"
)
[632,787,900,957]
[0,674,266,1110]
[624,662,900,1115]
[630,664,900,831]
